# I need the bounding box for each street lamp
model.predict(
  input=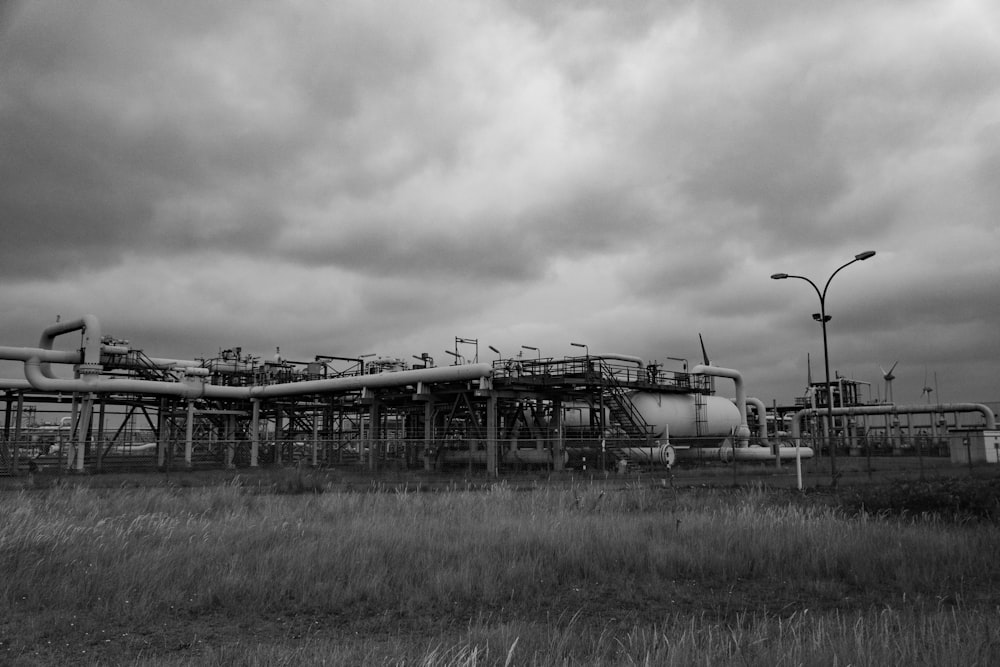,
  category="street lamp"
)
[488,345,501,361]
[771,250,876,486]
[570,342,589,356]
[521,345,541,360]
